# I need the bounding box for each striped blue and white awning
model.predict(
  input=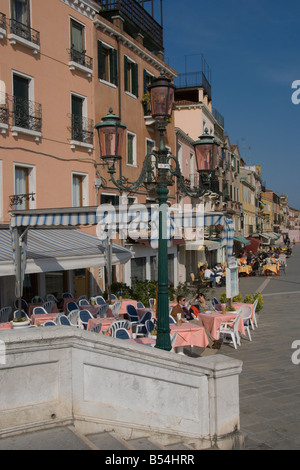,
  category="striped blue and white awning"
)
[0,228,131,277]
[10,208,99,228]
[9,207,235,261]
